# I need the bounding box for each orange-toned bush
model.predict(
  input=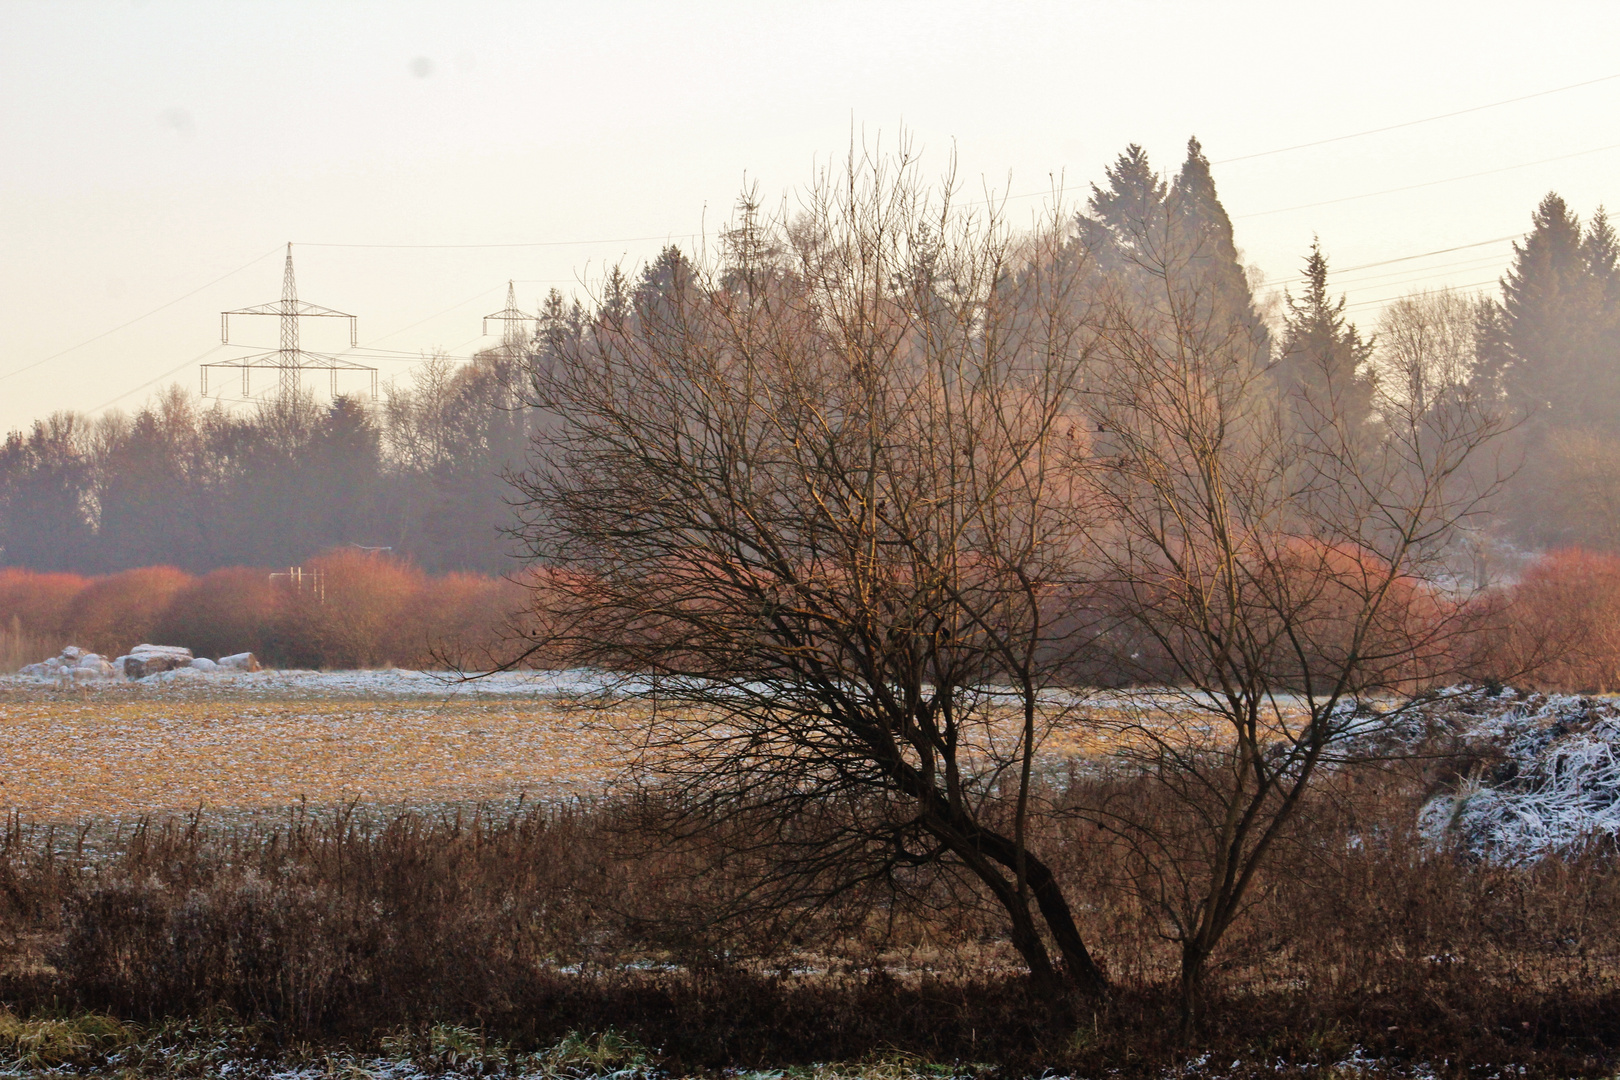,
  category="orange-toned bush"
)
[64,566,194,656]
[0,559,534,670]
[0,567,91,644]
[153,567,283,661]
[1265,538,1456,688]
[407,572,528,668]
[269,549,427,669]
[1500,547,1620,692]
